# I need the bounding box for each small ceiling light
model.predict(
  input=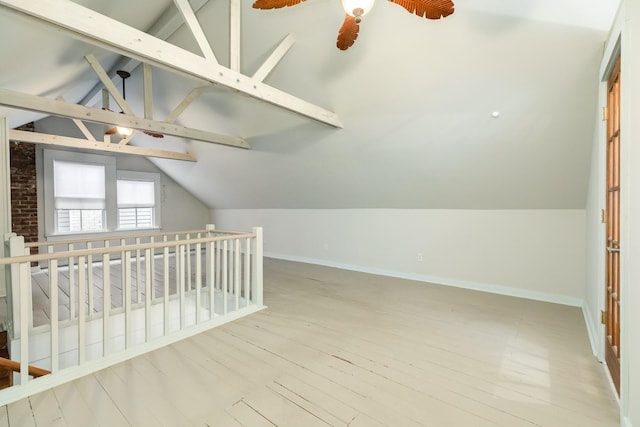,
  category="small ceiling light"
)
[341,0,375,22]
[491,111,500,118]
